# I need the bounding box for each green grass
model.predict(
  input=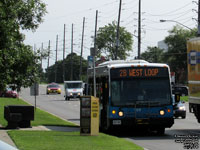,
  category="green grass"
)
[0,98,76,127]
[8,131,143,150]
[180,96,188,102]
[1,98,142,150]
